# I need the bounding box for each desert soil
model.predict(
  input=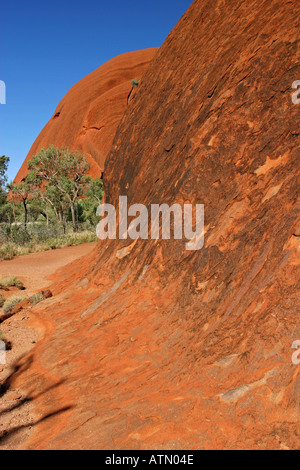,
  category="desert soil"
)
[0,242,96,450]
